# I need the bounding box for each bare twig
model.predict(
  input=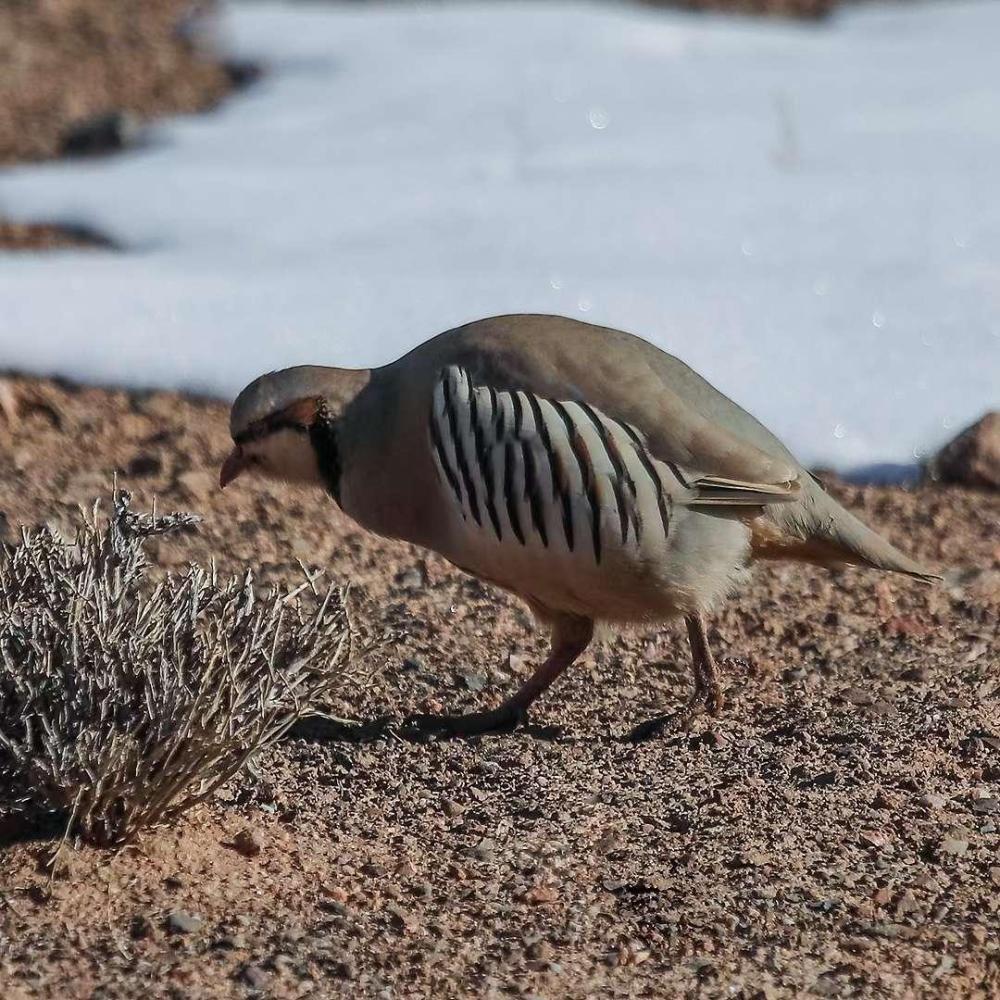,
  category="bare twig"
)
[0,490,370,846]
